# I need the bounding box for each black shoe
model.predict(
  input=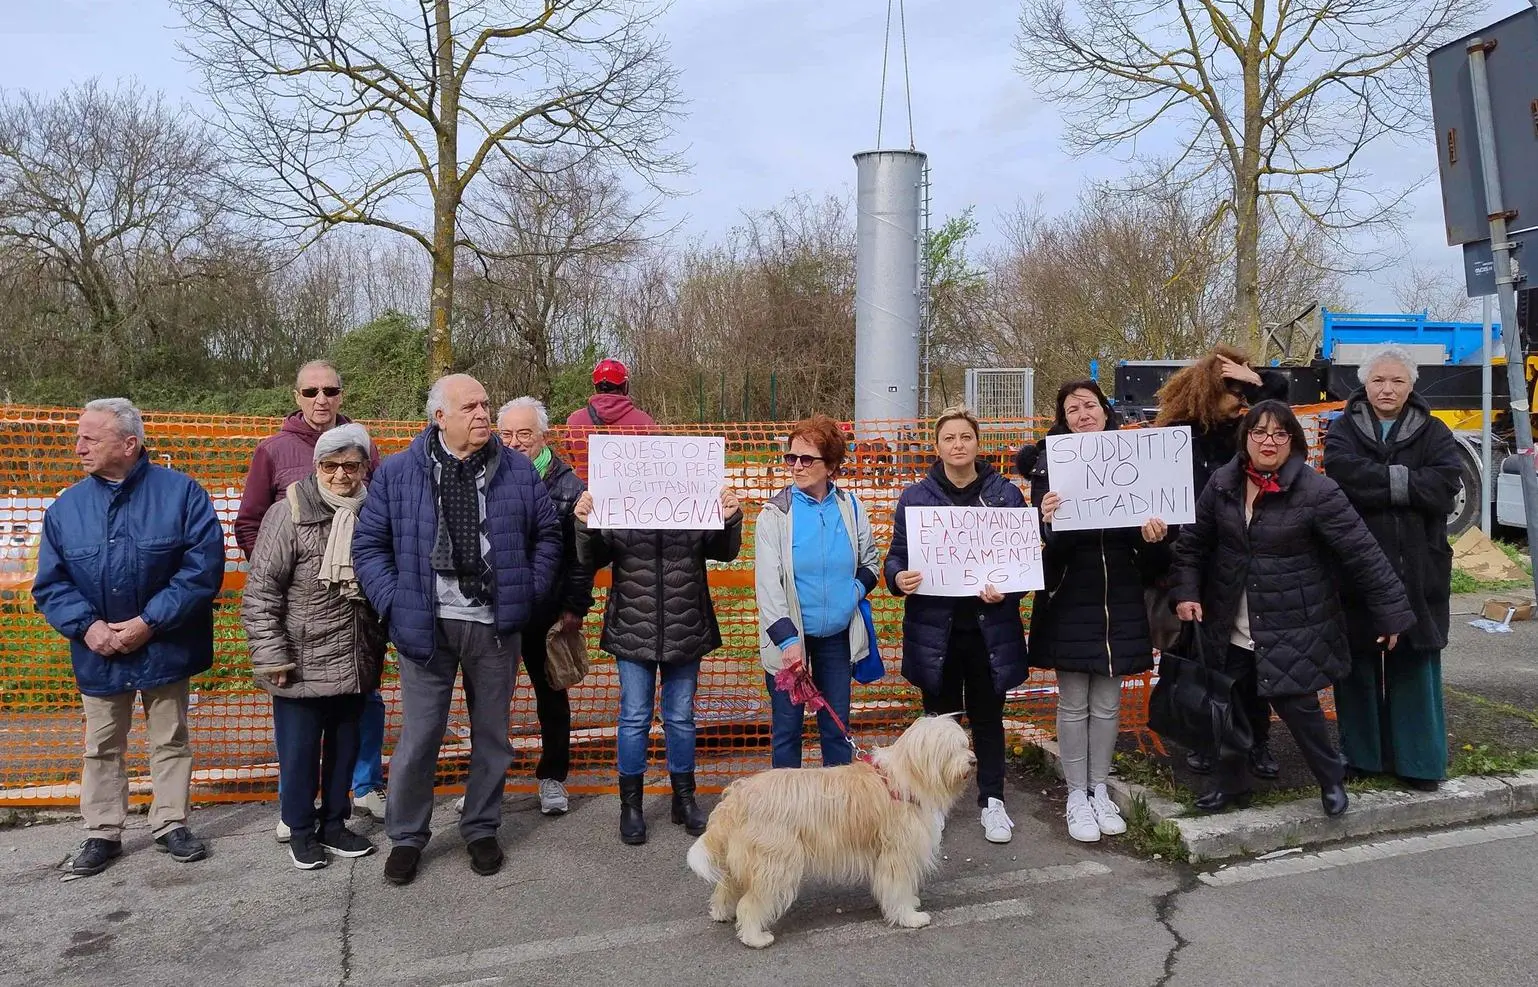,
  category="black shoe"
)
[1185,751,1214,775]
[670,771,708,836]
[69,838,122,877]
[320,826,377,859]
[1248,743,1280,780]
[618,773,647,845]
[1321,784,1349,817]
[1398,776,1440,793]
[289,830,328,871]
[154,826,208,863]
[1194,789,1253,814]
[383,845,421,886]
[467,836,504,876]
